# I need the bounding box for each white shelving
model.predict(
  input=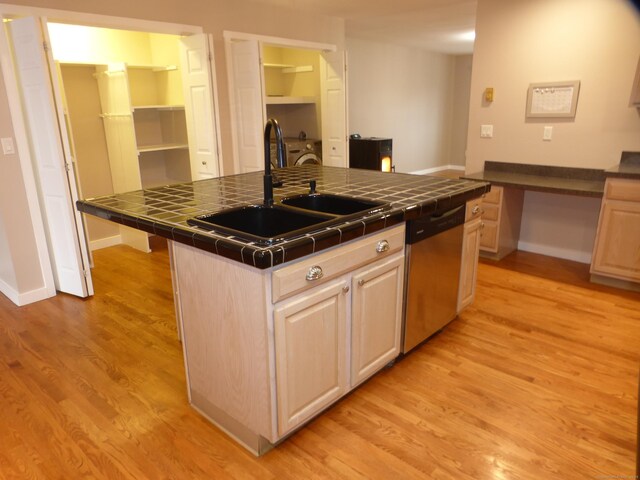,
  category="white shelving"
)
[265,96,316,105]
